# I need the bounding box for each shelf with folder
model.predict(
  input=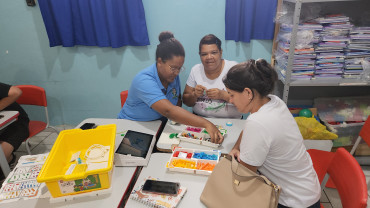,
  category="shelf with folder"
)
[273,0,370,103]
[284,0,358,3]
[276,65,370,87]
